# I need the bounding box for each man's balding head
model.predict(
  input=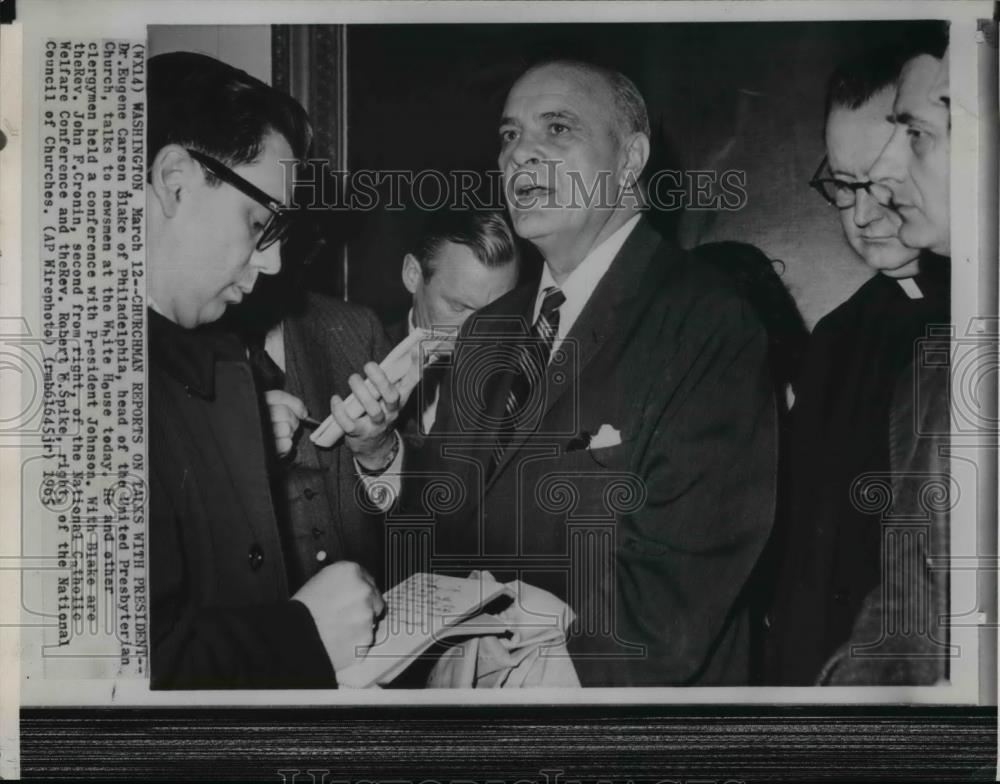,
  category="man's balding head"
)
[519,59,651,142]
